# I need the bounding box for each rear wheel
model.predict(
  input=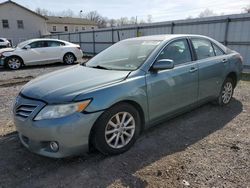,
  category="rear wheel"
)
[217,77,234,106]
[92,103,141,155]
[63,53,75,65]
[6,56,22,70]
